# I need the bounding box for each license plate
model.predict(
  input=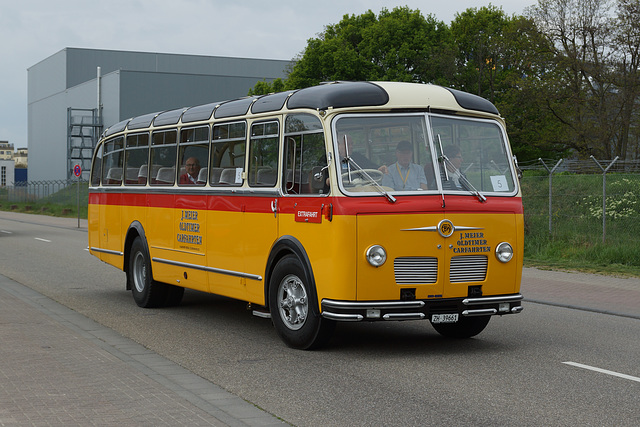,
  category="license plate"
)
[431,313,459,324]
